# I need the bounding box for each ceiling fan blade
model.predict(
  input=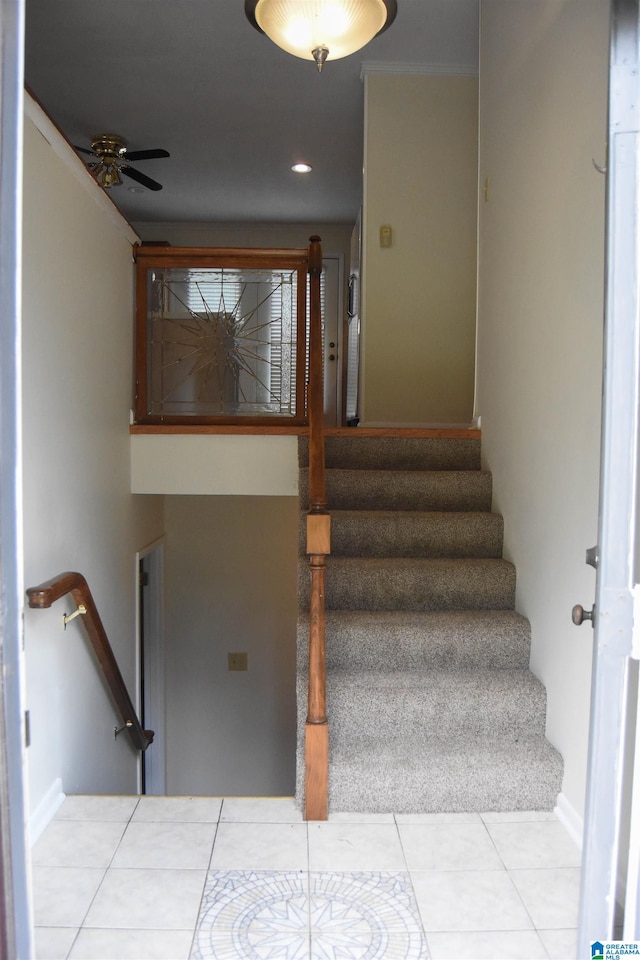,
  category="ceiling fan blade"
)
[124,148,170,161]
[122,166,163,191]
[74,146,96,156]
